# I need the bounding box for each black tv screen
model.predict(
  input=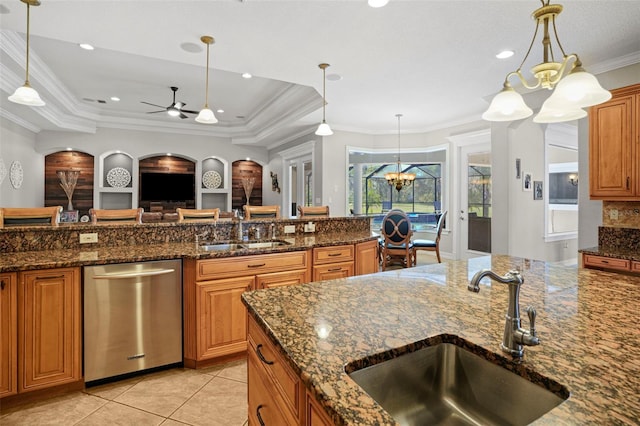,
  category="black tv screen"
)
[140,172,195,201]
